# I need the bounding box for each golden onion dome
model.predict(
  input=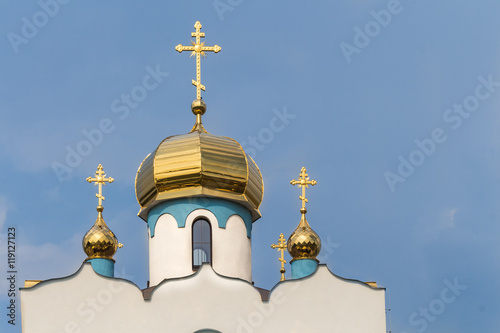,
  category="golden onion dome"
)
[135,102,264,221]
[287,208,321,261]
[83,208,119,260]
